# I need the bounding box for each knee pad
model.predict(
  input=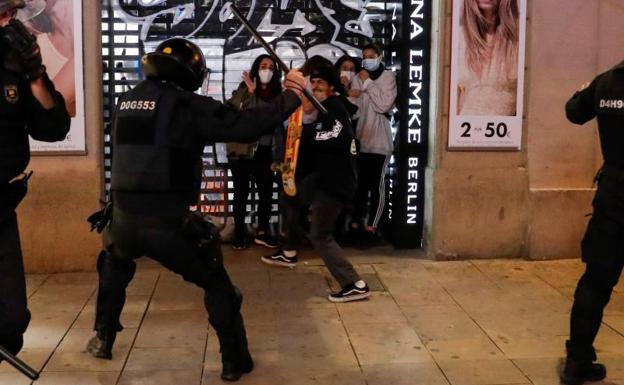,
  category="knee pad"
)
[99,251,136,289]
[204,285,240,333]
[96,249,107,273]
